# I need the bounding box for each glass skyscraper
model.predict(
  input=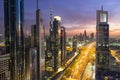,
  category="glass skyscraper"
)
[96,7,110,80]
[4,0,25,80]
